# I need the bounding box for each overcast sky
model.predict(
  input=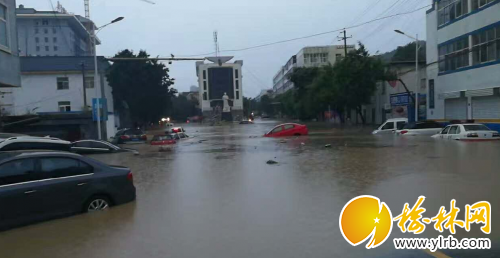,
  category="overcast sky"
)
[18,0,431,97]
